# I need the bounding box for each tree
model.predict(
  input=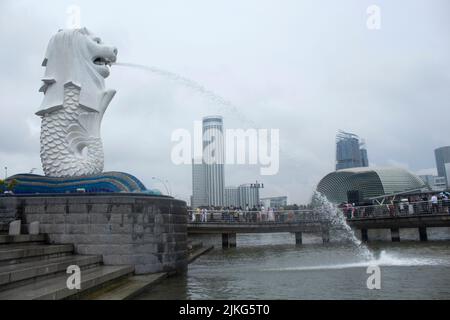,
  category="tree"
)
[0,179,17,193]
[7,179,17,191]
